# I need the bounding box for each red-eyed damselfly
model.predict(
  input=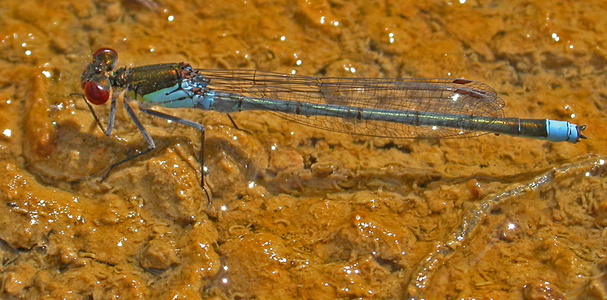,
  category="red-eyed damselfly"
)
[81,48,586,189]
